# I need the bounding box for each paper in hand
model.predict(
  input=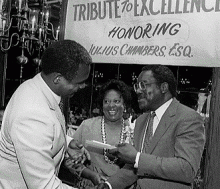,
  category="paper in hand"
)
[85,140,116,150]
